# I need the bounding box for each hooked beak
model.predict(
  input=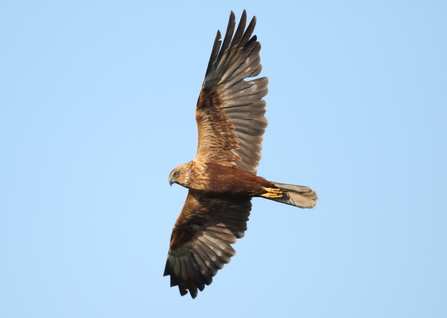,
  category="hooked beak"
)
[169,179,174,186]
